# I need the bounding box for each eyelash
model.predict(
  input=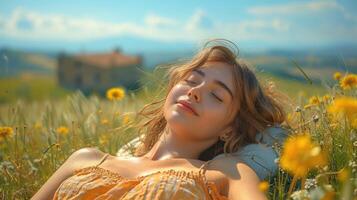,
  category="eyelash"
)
[183,79,223,102]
